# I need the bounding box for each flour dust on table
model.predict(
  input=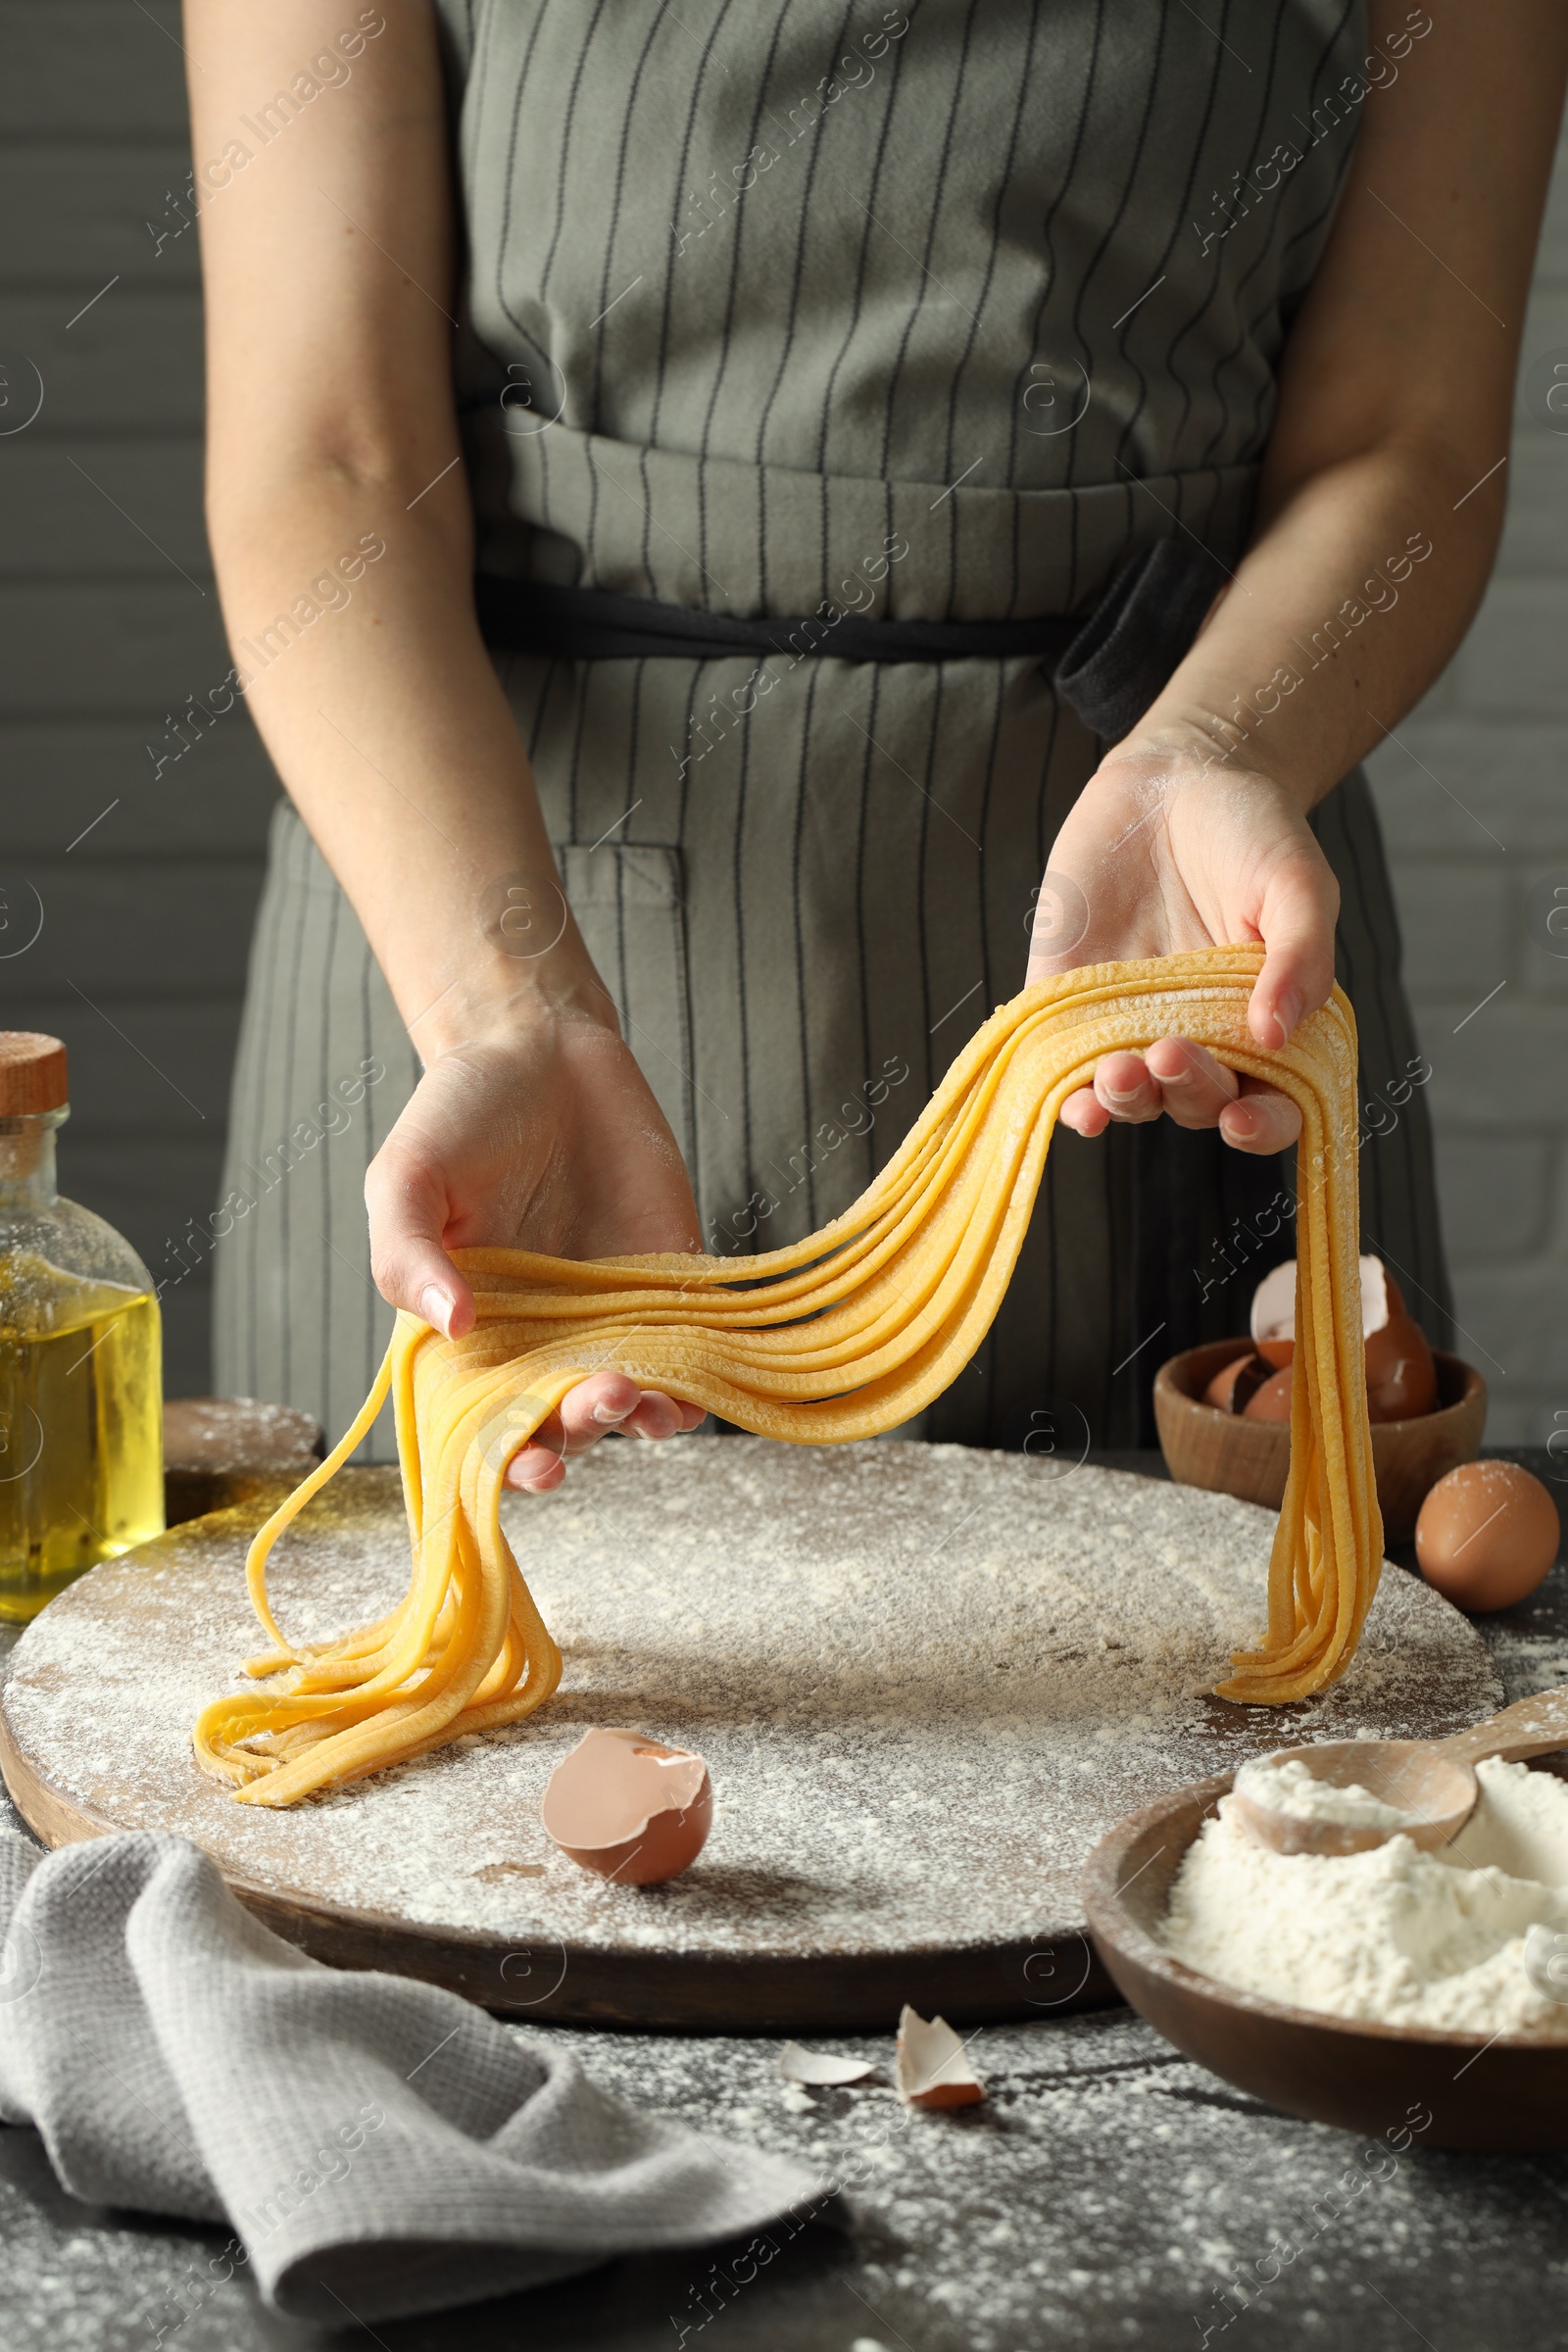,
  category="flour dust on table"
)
[1,1441,1496,1983]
